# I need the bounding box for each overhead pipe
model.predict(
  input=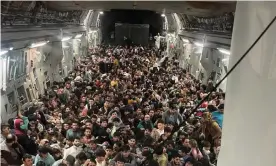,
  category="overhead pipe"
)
[172,13,182,33]
[83,10,93,28]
